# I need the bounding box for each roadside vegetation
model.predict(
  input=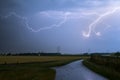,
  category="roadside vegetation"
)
[83,53,120,80]
[0,56,81,80]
